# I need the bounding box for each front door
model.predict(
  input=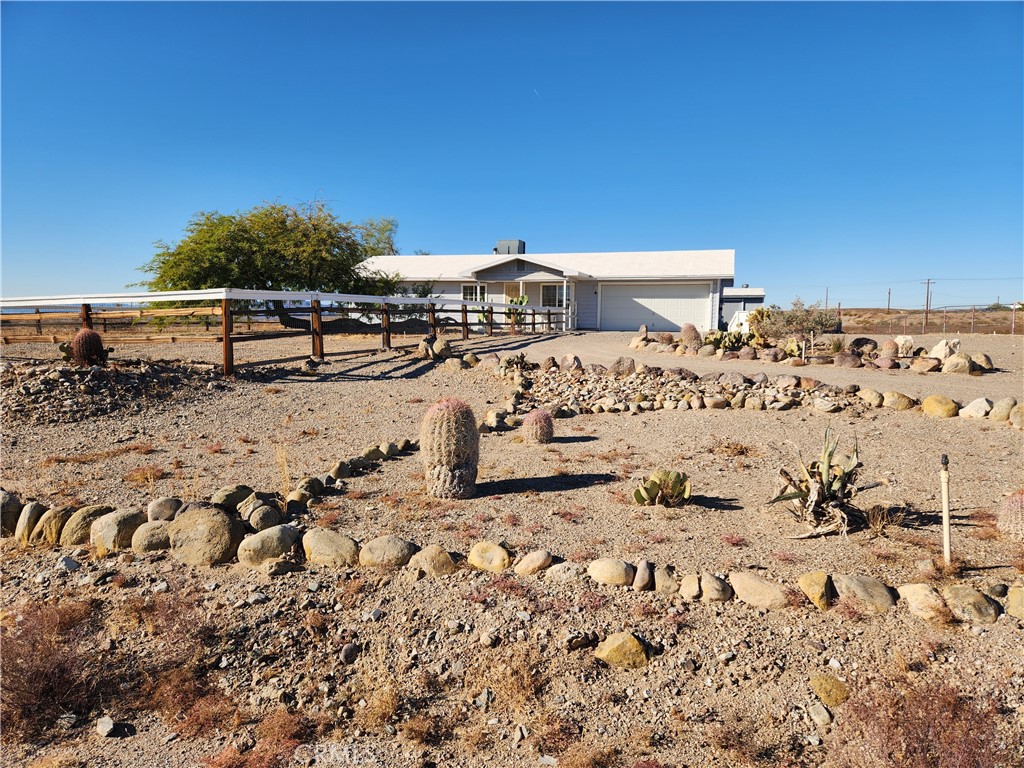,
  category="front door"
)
[503,283,522,303]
